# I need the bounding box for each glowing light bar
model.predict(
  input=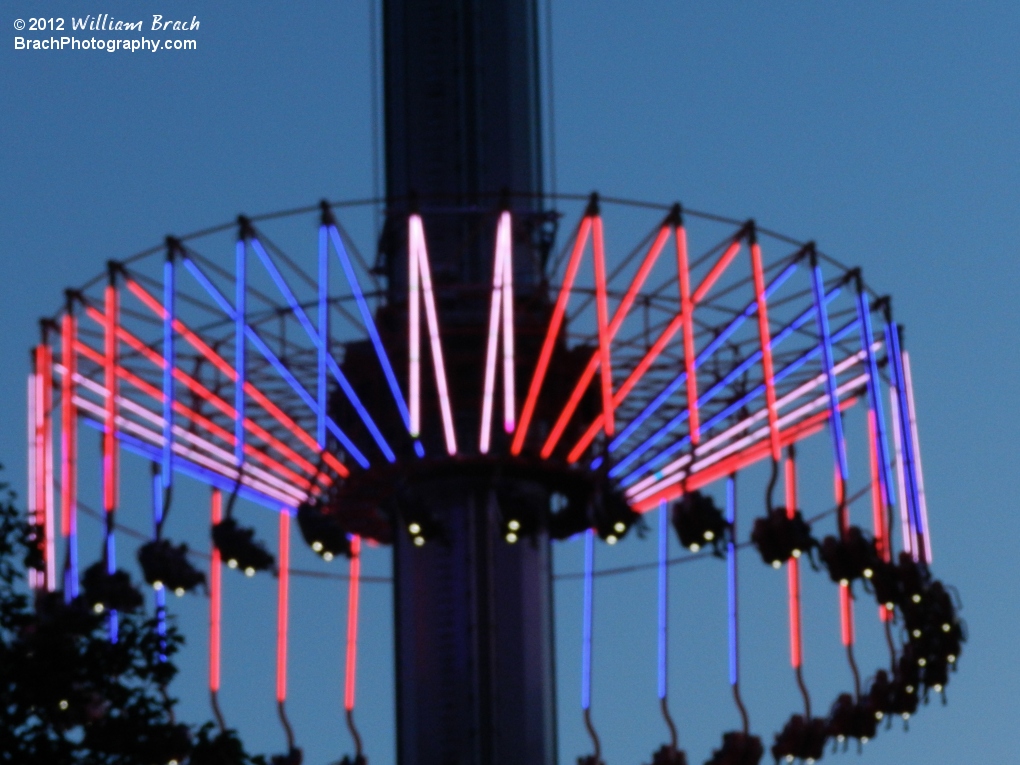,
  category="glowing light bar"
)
[235,239,246,465]
[888,392,913,557]
[151,470,167,660]
[250,238,388,463]
[581,527,595,710]
[480,212,512,454]
[840,584,854,647]
[657,500,669,699]
[886,322,921,559]
[547,223,672,459]
[277,509,291,703]
[750,238,780,461]
[592,216,615,436]
[129,272,350,478]
[676,223,700,445]
[902,351,932,563]
[27,372,38,590]
[856,290,895,517]
[409,217,421,438]
[103,284,119,515]
[810,262,849,491]
[60,313,76,538]
[345,535,362,711]
[409,215,458,455]
[727,476,739,687]
[513,215,593,455]
[693,239,742,305]
[603,264,809,476]
[328,226,411,432]
[163,256,175,492]
[785,454,803,668]
[210,489,222,692]
[500,216,516,435]
[867,412,888,561]
[318,226,328,449]
[38,344,56,591]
